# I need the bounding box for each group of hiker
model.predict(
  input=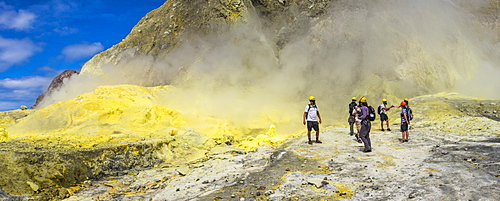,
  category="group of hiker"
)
[302,96,413,153]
